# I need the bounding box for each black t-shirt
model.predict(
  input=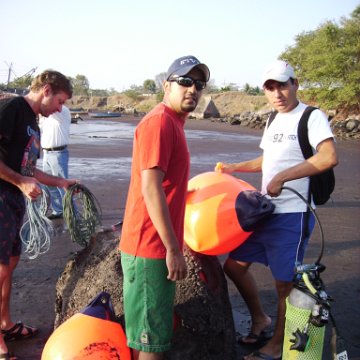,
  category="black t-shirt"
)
[0,96,40,192]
